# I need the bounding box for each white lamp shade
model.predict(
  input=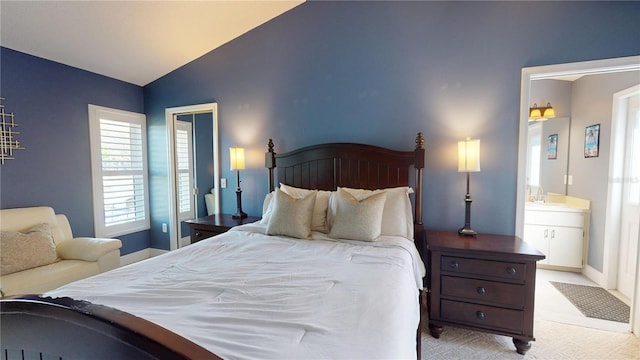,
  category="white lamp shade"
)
[458,138,481,172]
[230,147,245,170]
